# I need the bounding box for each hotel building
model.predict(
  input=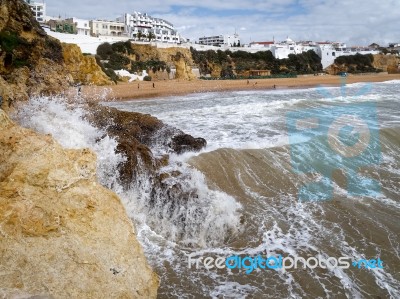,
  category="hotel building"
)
[117,12,181,43]
[24,0,46,23]
[198,33,240,47]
